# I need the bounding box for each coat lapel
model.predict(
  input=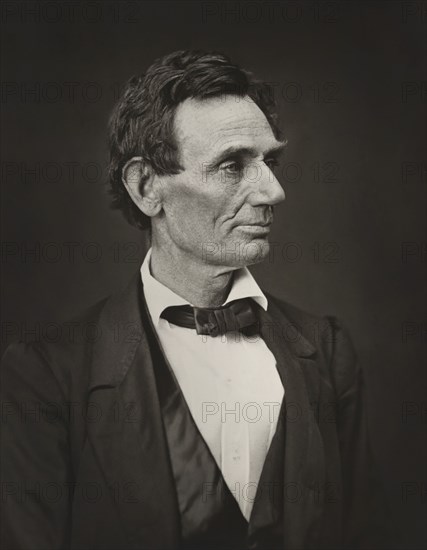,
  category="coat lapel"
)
[86,273,180,550]
[260,298,326,550]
